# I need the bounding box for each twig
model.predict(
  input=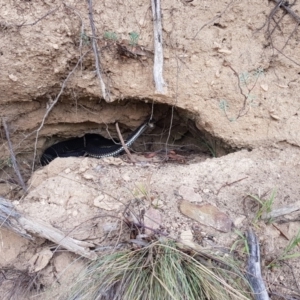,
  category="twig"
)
[216,176,248,195]
[246,228,269,300]
[115,122,136,163]
[32,50,90,171]
[151,0,166,94]
[87,0,109,101]
[225,63,260,119]
[17,7,59,27]
[2,118,27,192]
[271,0,300,23]
[193,0,234,40]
